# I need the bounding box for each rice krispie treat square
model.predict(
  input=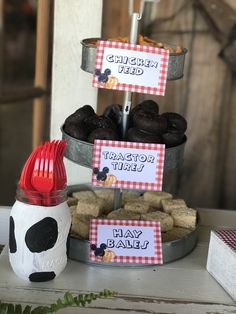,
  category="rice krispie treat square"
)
[94,189,115,214]
[141,211,174,232]
[94,189,114,201]
[161,198,187,214]
[107,208,141,220]
[67,196,78,207]
[171,207,197,229]
[143,191,172,209]
[69,205,77,217]
[161,227,192,242]
[71,214,92,239]
[124,200,154,214]
[72,190,97,202]
[122,191,141,205]
[76,198,106,217]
